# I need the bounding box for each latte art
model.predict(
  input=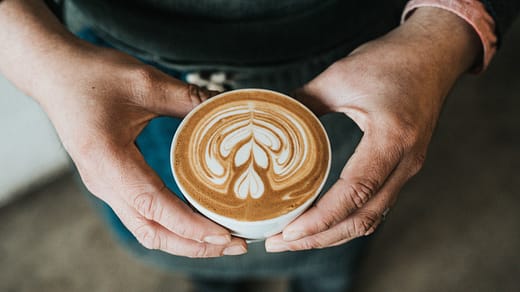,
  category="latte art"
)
[197,102,309,200]
[173,90,330,221]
